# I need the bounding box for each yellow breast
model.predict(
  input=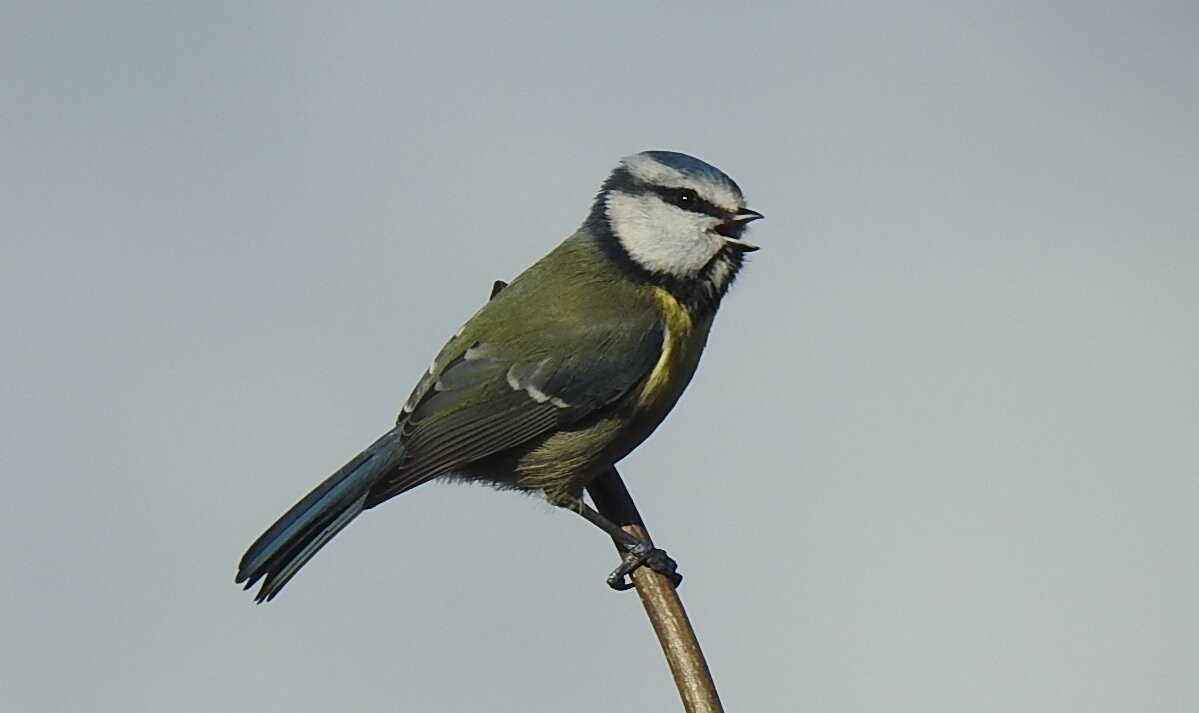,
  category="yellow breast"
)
[638,286,709,410]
